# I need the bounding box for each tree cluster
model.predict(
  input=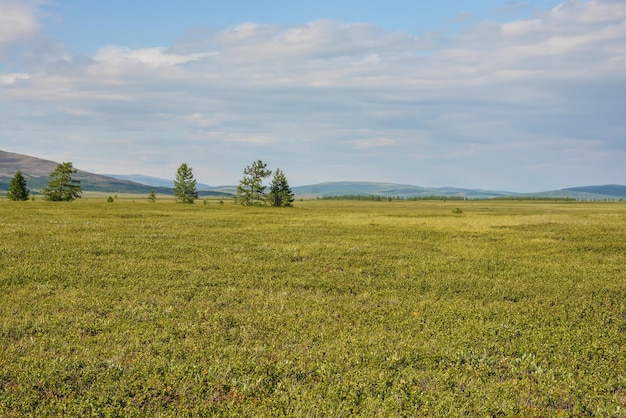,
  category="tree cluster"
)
[6,160,294,207]
[234,160,294,207]
[172,160,294,206]
[6,162,83,202]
